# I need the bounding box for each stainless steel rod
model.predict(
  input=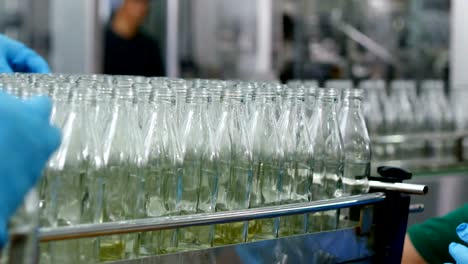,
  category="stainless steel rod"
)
[38,193,386,242]
[369,181,428,195]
